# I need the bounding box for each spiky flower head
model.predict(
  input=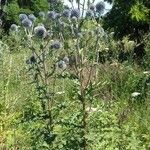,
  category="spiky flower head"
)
[95,1,105,14]
[34,25,47,38]
[28,14,36,22]
[86,10,94,18]
[39,11,45,19]
[10,24,18,32]
[63,56,69,64]
[22,18,32,28]
[50,40,61,49]
[19,14,28,22]
[62,9,70,18]
[57,60,67,70]
[71,9,80,18]
[89,4,95,11]
[47,11,56,20]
